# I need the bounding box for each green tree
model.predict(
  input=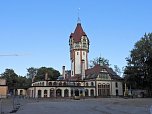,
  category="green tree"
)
[34,67,60,82]
[124,33,152,93]
[27,67,37,79]
[89,57,110,68]
[0,69,32,92]
[0,69,18,89]
[114,65,121,76]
